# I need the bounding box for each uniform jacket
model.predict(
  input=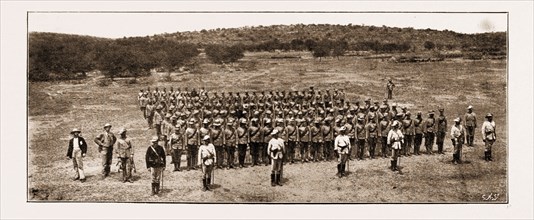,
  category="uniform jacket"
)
[387,129,404,150]
[464,112,477,127]
[298,125,310,142]
[198,143,216,166]
[169,132,184,150]
[402,118,415,135]
[237,126,248,145]
[223,127,237,146]
[334,134,351,154]
[423,117,437,133]
[311,126,323,143]
[185,127,198,145]
[365,122,378,138]
[145,144,166,168]
[481,121,496,141]
[115,138,133,158]
[67,136,88,158]
[267,138,285,159]
[437,115,448,133]
[94,132,117,148]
